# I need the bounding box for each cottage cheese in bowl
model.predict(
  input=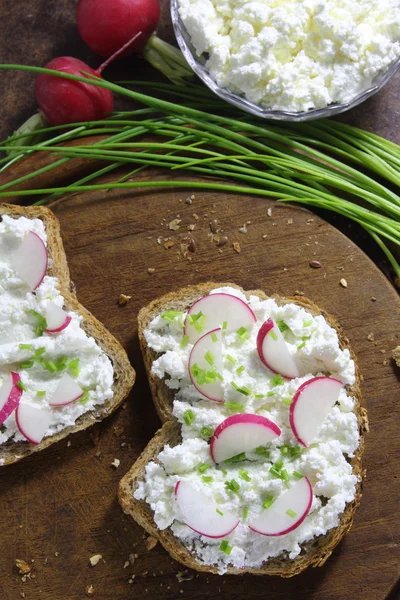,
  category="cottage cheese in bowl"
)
[135,286,362,573]
[175,0,400,115]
